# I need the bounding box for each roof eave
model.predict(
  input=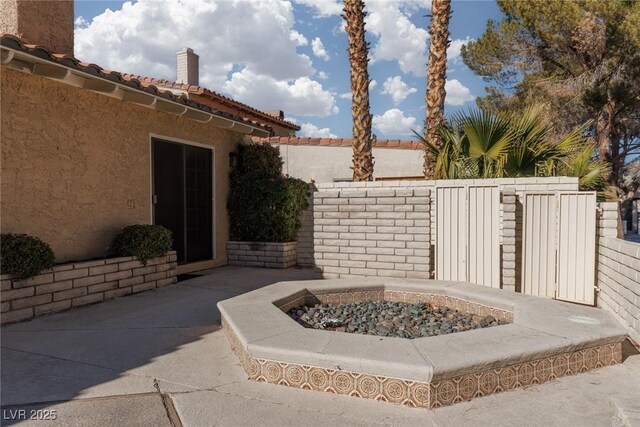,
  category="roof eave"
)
[0,43,271,137]
[190,91,301,131]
